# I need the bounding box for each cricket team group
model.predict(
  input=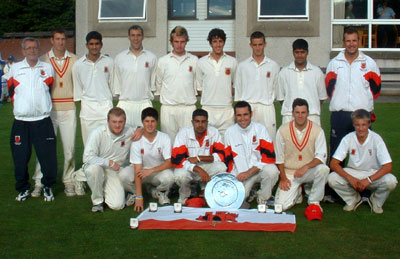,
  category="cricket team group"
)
[6,24,397,216]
